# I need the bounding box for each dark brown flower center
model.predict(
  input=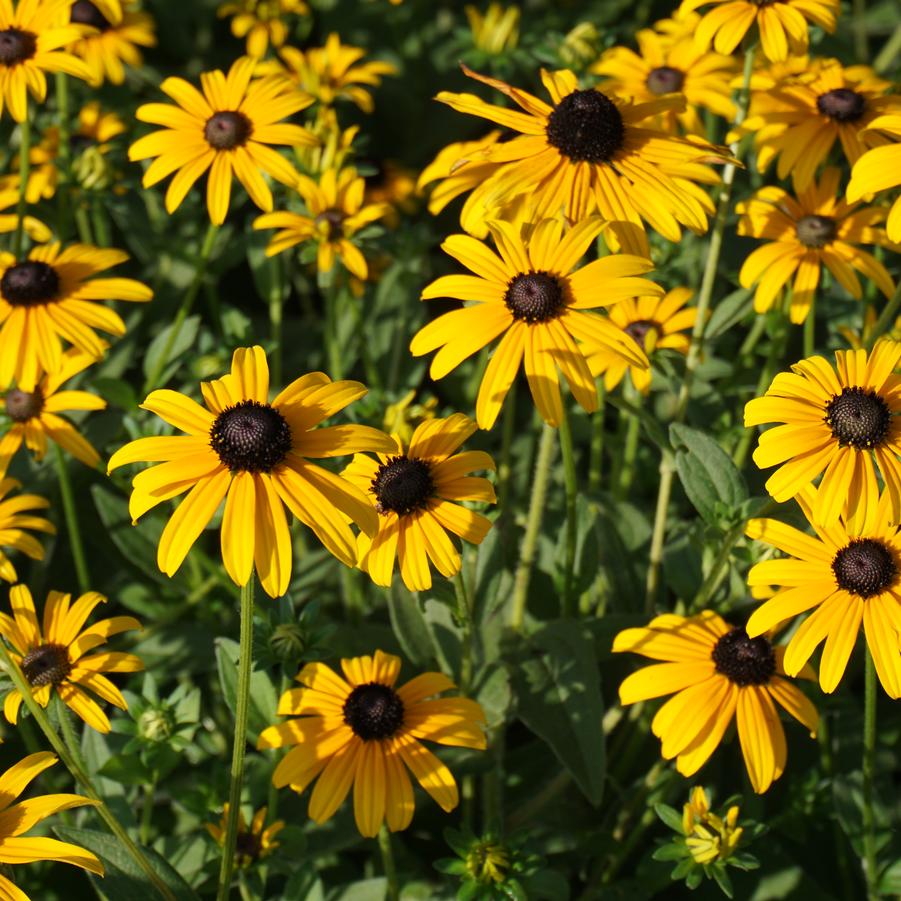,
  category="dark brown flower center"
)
[5,387,44,422]
[315,209,345,240]
[70,0,111,31]
[624,319,656,346]
[69,133,94,152]
[795,214,836,248]
[833,538,897,597]
[0,28,37,66]
[824,387,890,449]
[646,66,684,95]
[209,400,292,472]
[816,88,866,122]
[371,455,434,515]
[343,682,405,740]
[546,89,625,163]
[204,111,253,150]
[0,261,61,305]
[712,628,775,686]
[22,644,71,687]
[504,271,564,323]
[235,830,262,864]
